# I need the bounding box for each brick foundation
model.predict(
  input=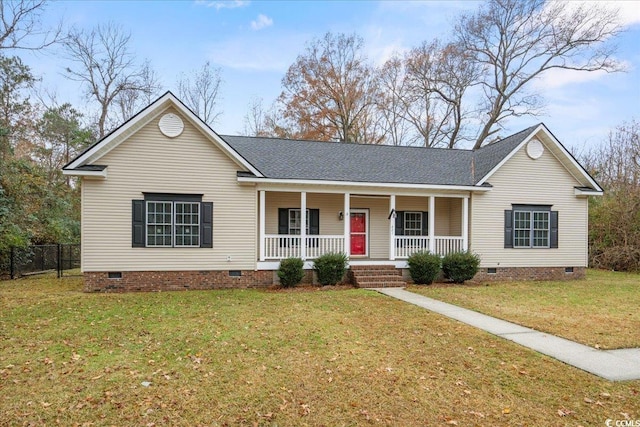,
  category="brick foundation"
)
[473,266,586,282]
[84,270,274,293]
